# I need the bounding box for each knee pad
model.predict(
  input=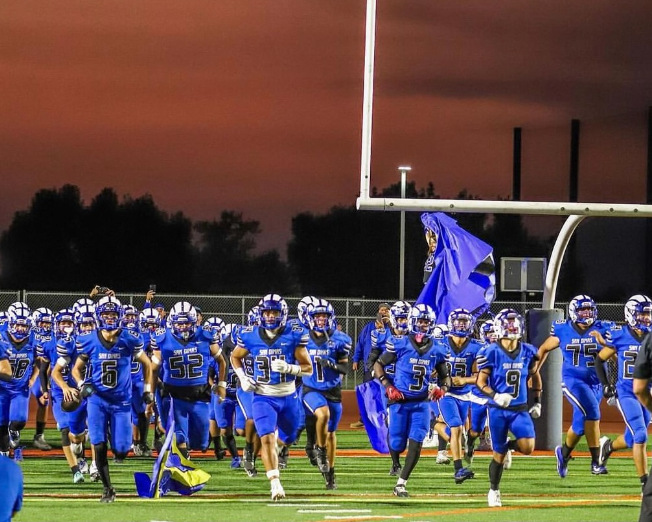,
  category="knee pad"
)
[9,421,26,432]
[61,428,71,447]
